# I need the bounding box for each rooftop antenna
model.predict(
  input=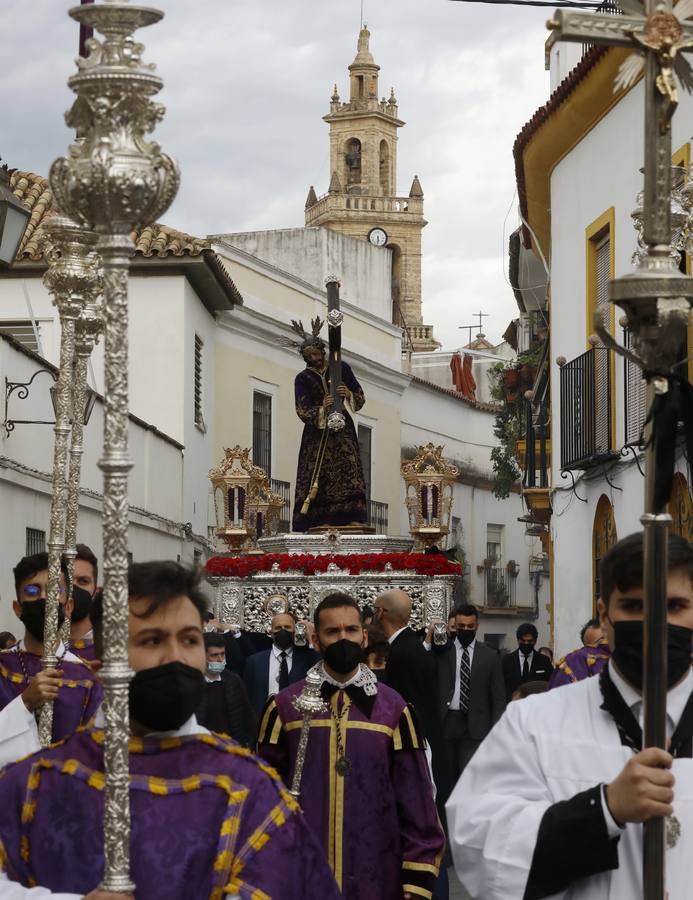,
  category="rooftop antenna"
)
[458,310,489,346]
